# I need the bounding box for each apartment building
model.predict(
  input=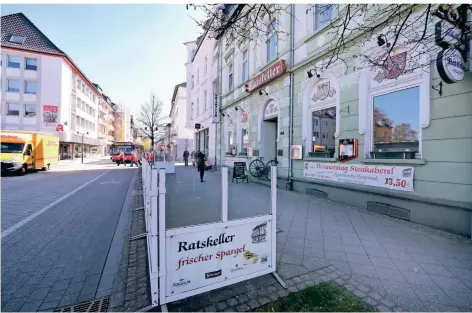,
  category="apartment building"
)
[184,23,219,165]
[215,4,472,236]
[1,12,103,160]
[169,82,194,160]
